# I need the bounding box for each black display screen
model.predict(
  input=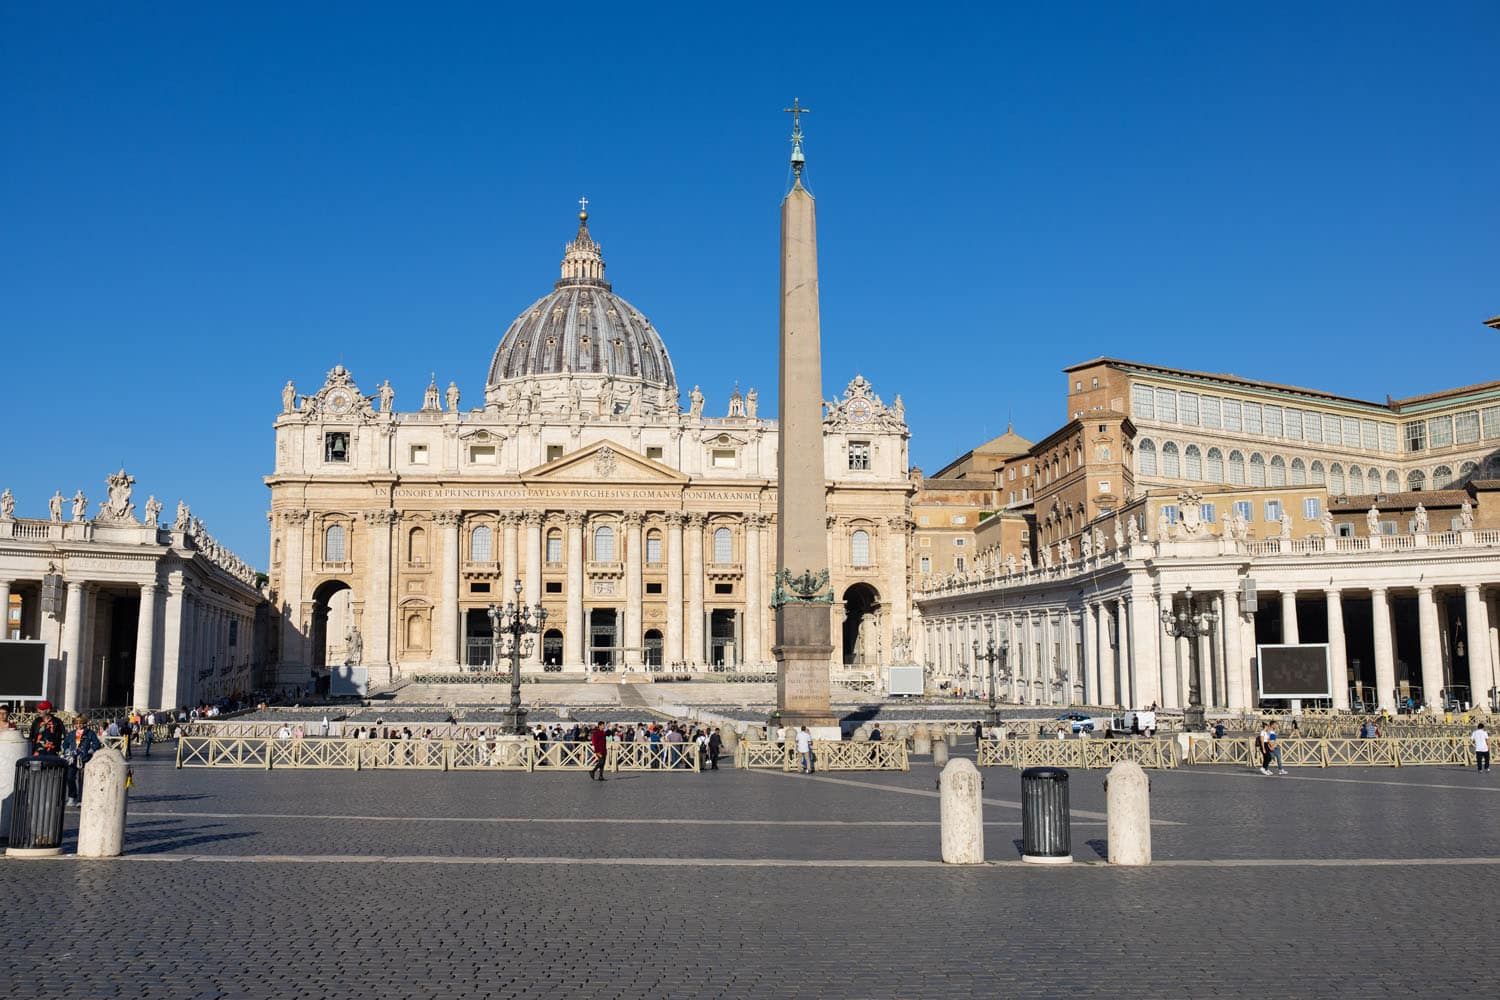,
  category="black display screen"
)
[1258,644,1330,698]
